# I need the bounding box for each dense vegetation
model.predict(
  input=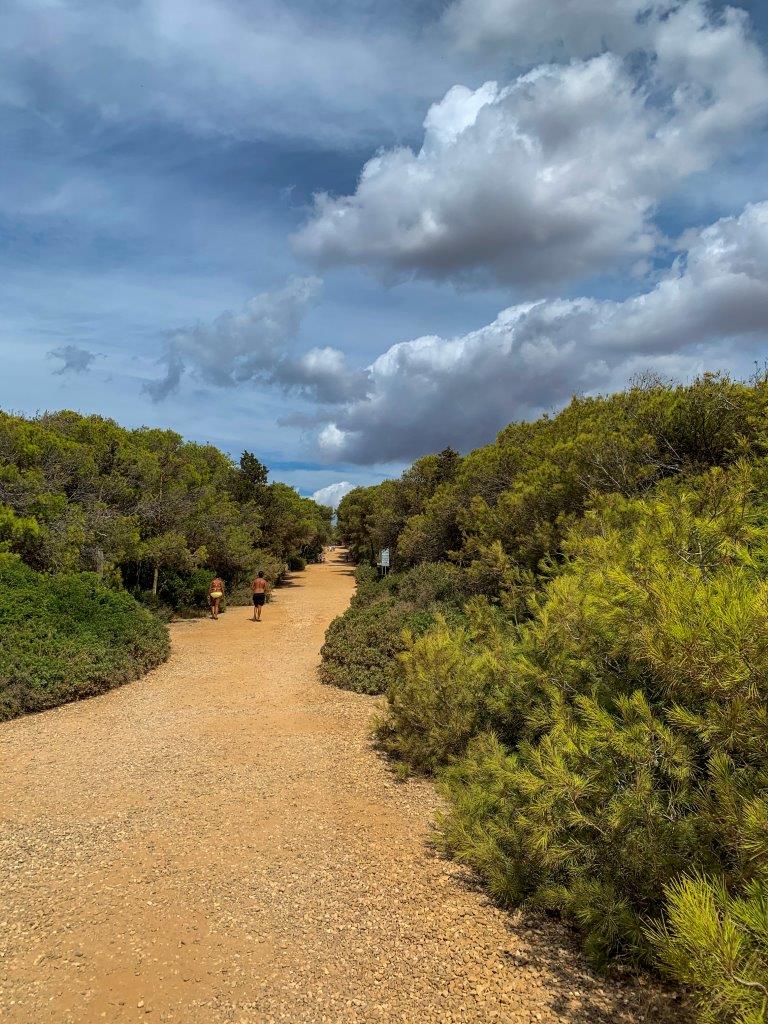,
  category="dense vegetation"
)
[328,375,768,1023]
[0,409,332,718]
[321,561,465,694]
[0,555,170,720]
